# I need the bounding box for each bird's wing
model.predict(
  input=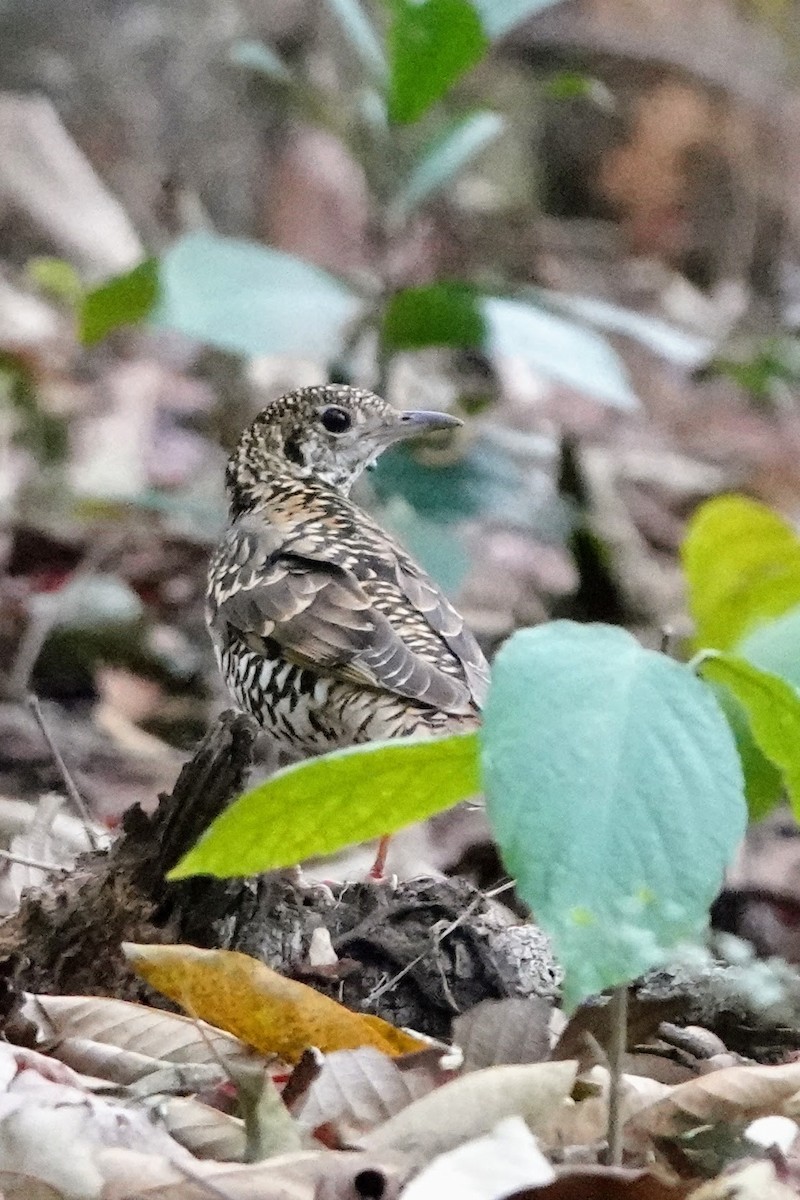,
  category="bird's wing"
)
[207,524,476,714]
[393,557,490,708]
